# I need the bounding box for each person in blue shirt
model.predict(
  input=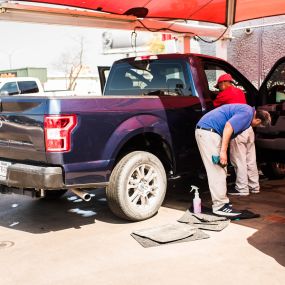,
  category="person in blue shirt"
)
[195,104,271,217]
